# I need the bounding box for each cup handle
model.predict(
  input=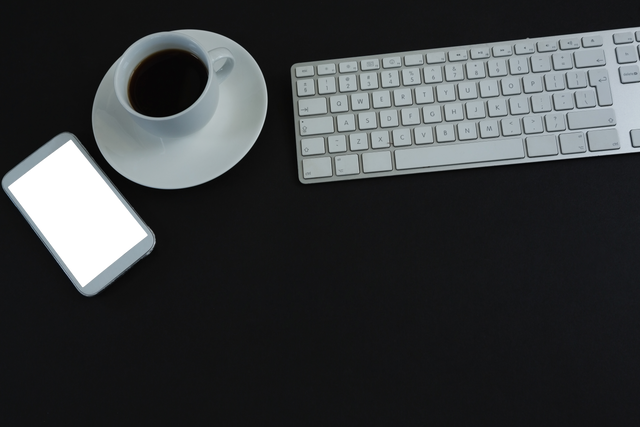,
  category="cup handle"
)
[208,47,235,84]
